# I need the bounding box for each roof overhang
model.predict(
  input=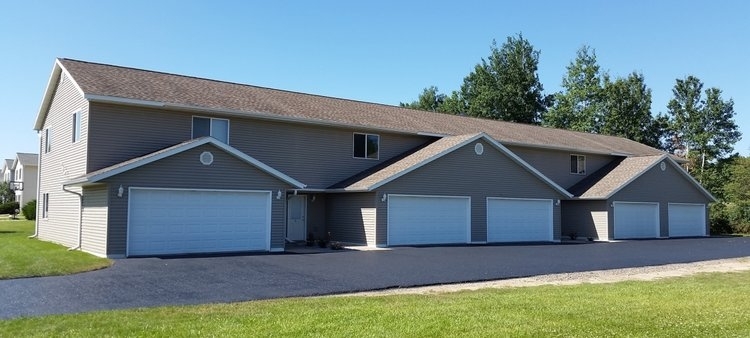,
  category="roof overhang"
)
[34,59,86,131]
